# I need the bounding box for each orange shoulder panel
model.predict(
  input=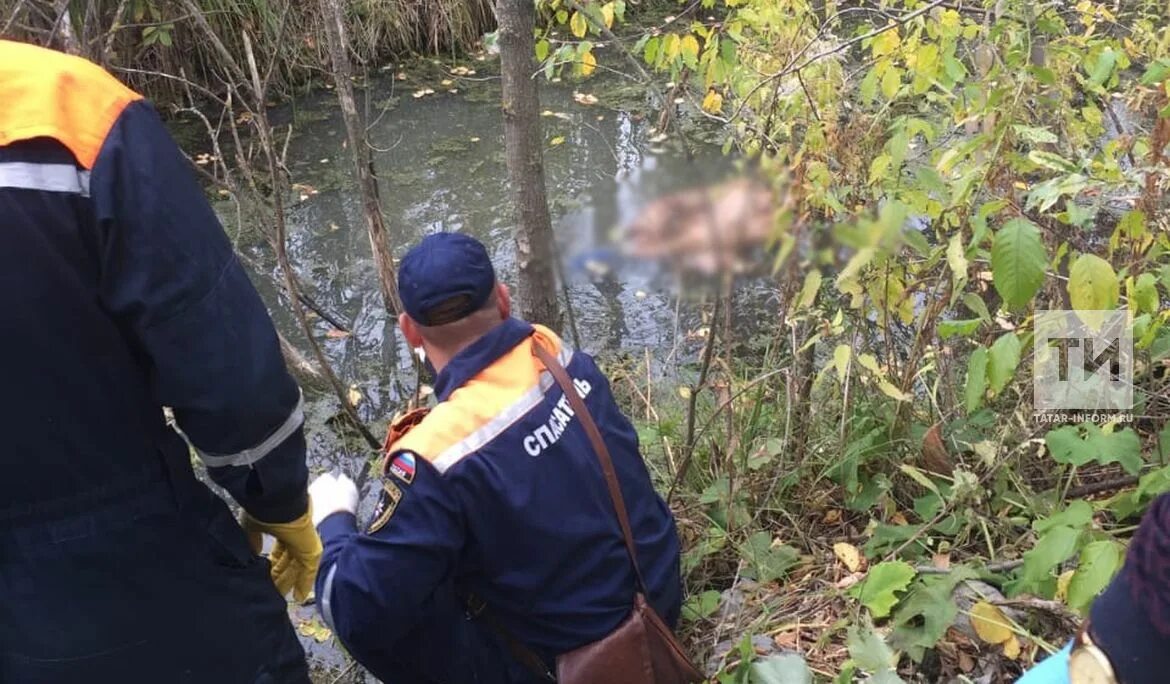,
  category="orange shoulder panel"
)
[391,327,565,467]
[0,40,142,169]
